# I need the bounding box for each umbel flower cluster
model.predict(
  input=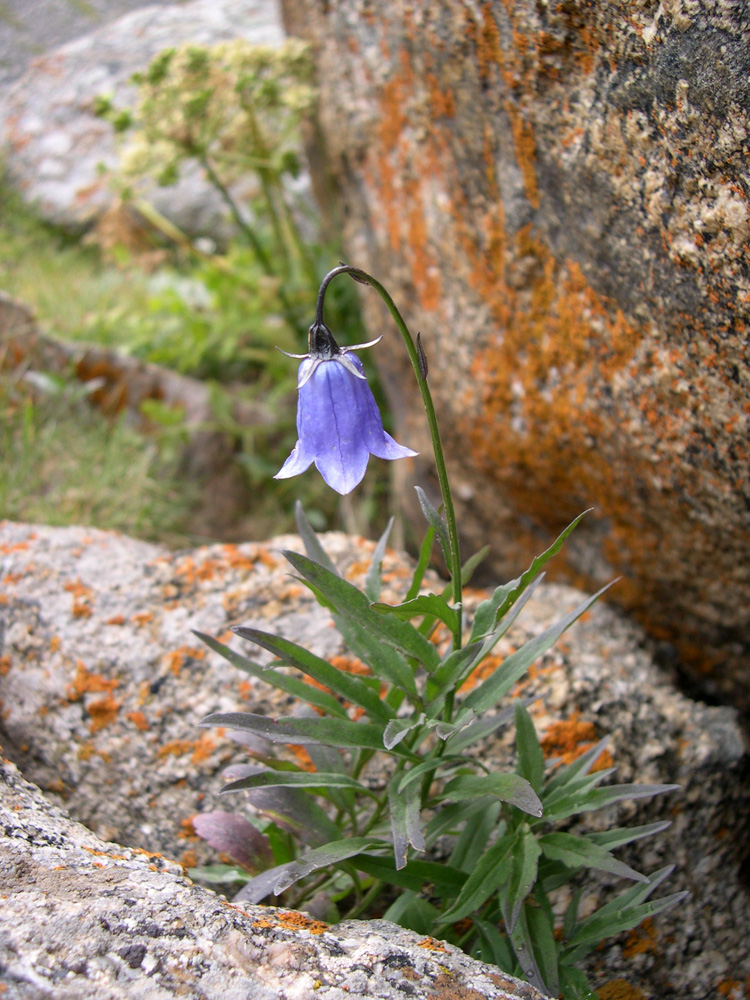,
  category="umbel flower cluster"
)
[275,319,416,494]
[195,266,684,1000]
